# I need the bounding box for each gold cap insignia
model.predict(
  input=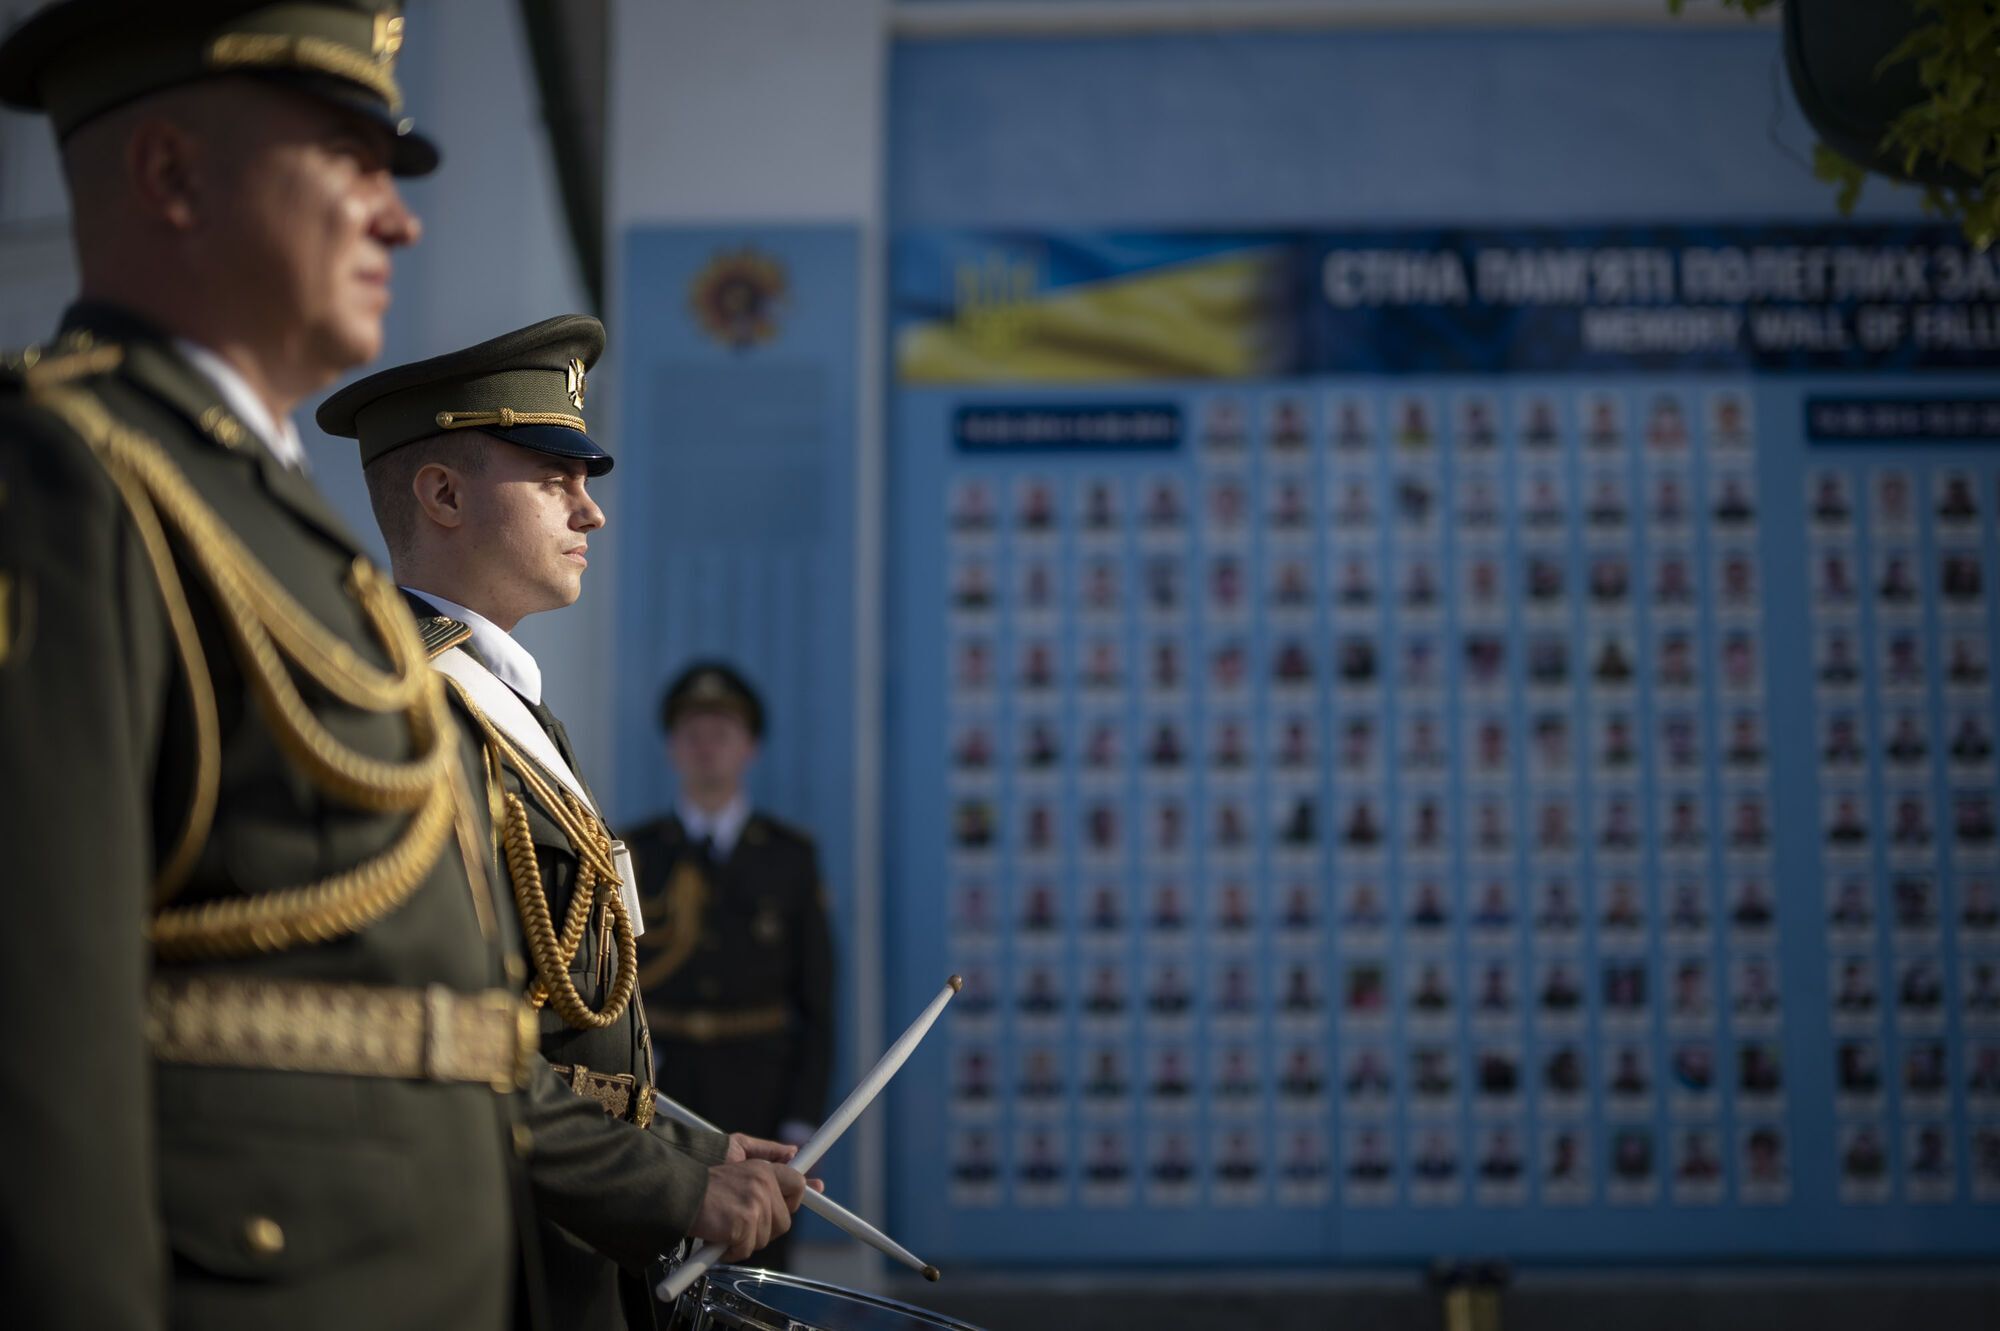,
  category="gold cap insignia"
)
[566,357,587,410]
